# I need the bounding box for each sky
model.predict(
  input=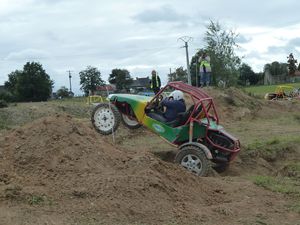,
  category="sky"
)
[0,0,300,95]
